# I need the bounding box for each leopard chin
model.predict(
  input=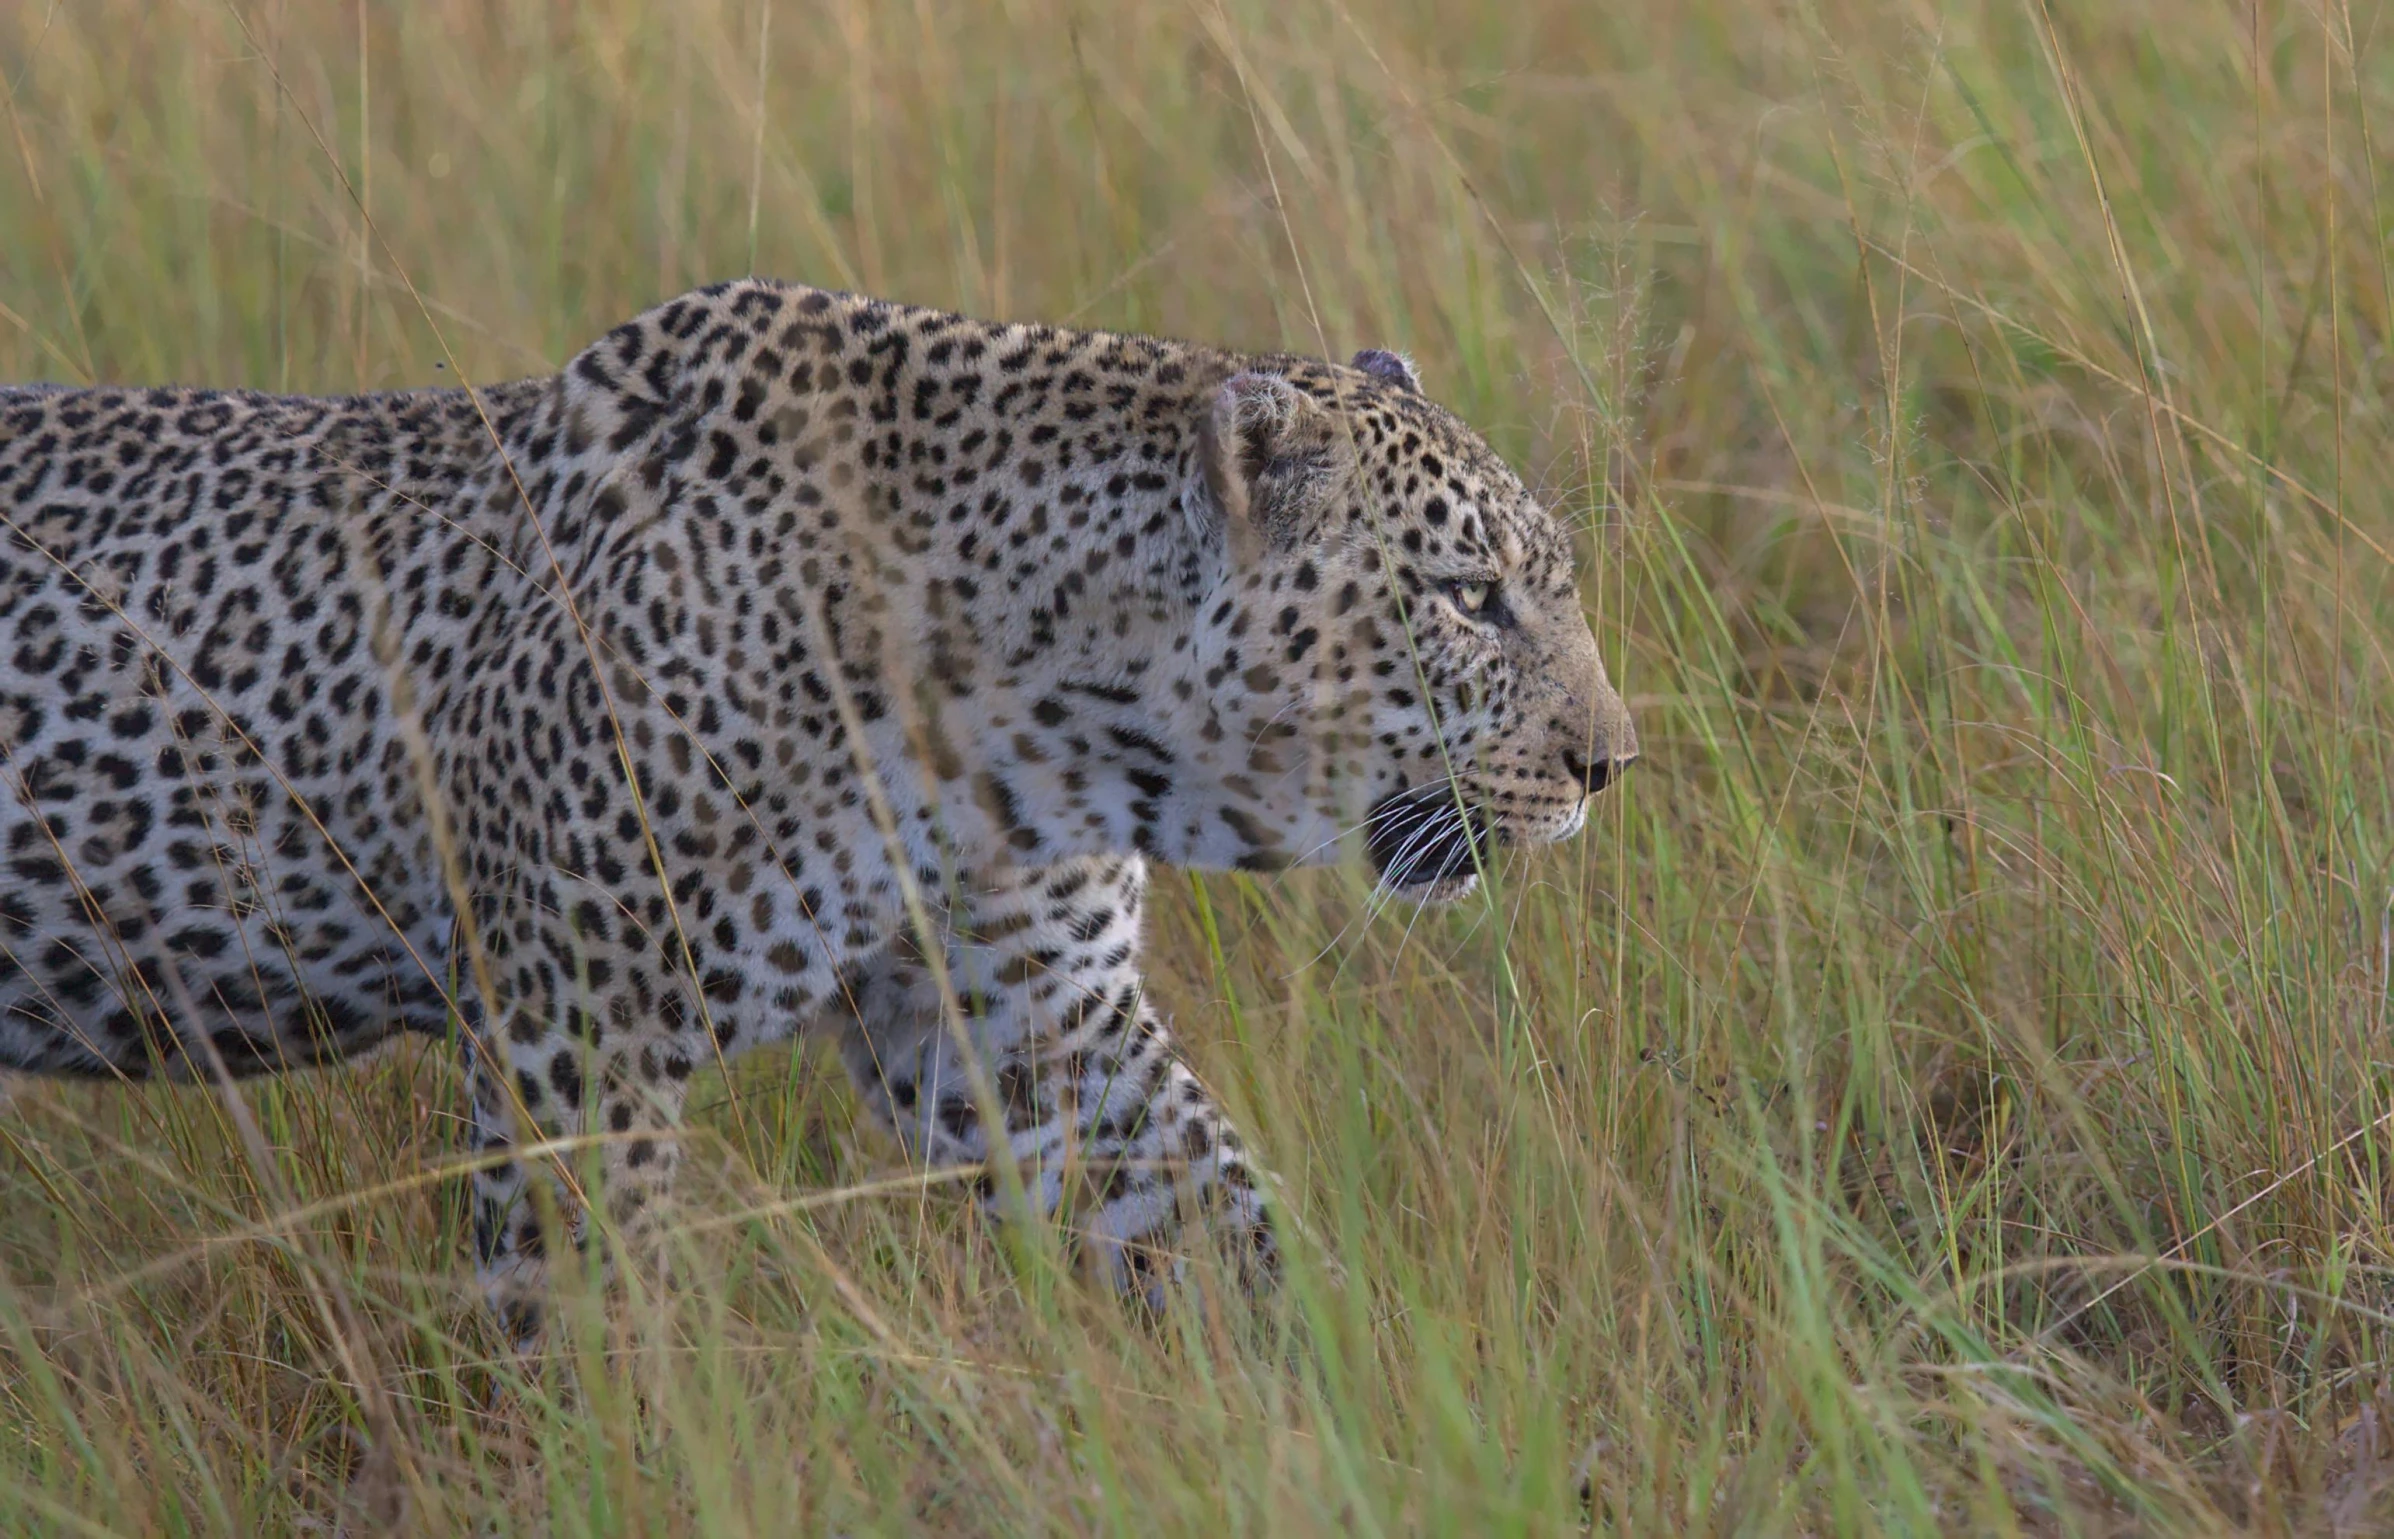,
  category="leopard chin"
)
[1388,872,1481,905]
